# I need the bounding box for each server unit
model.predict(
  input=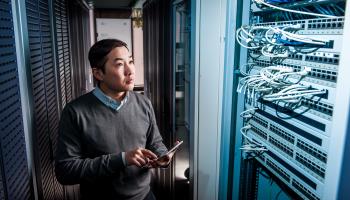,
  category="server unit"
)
[232,0,349,199]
